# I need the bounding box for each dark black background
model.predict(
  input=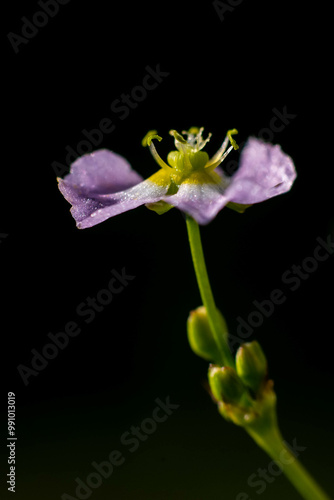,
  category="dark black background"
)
[2,1,333,499]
